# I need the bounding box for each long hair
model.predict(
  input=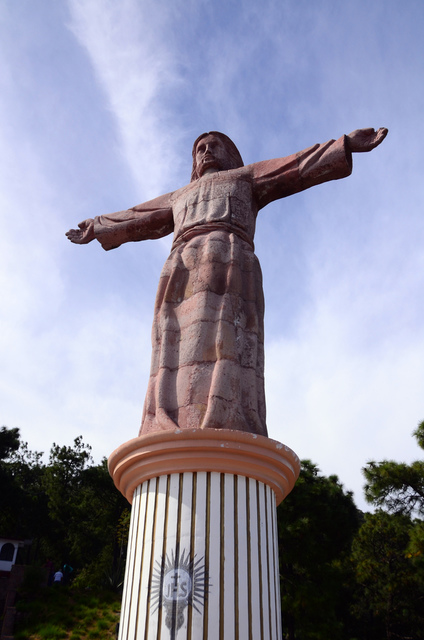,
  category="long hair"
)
[190,131,244,182]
